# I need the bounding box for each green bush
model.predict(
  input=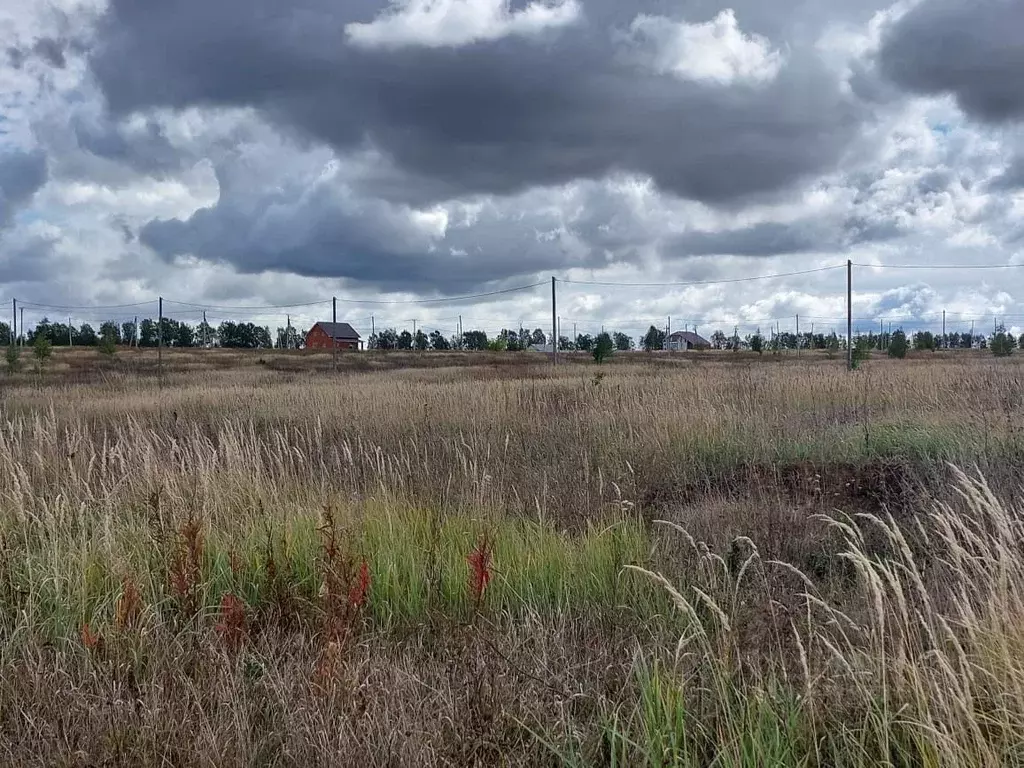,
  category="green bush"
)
[593,332,614,364]
[888,329,909,359]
